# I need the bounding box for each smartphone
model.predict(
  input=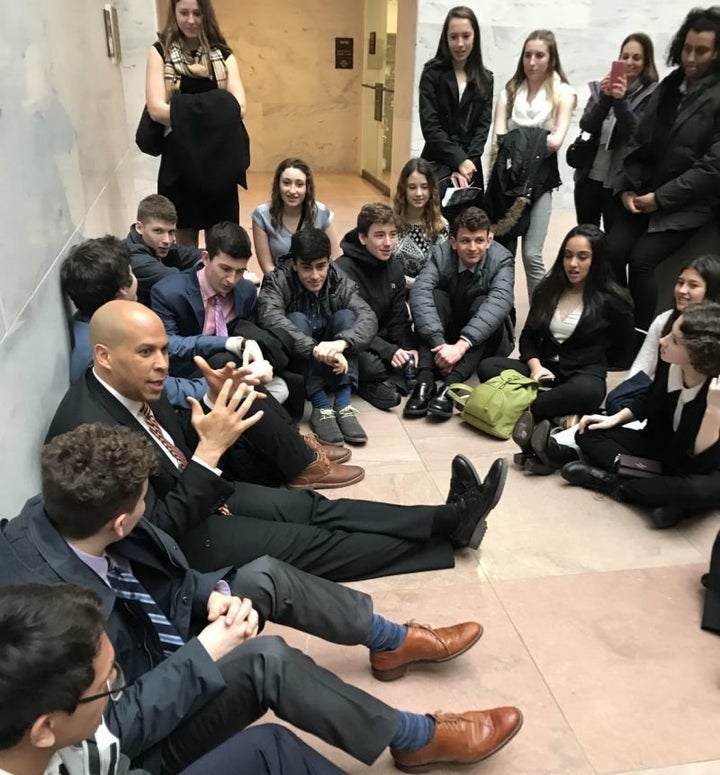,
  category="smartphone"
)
[611,59,627,86]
